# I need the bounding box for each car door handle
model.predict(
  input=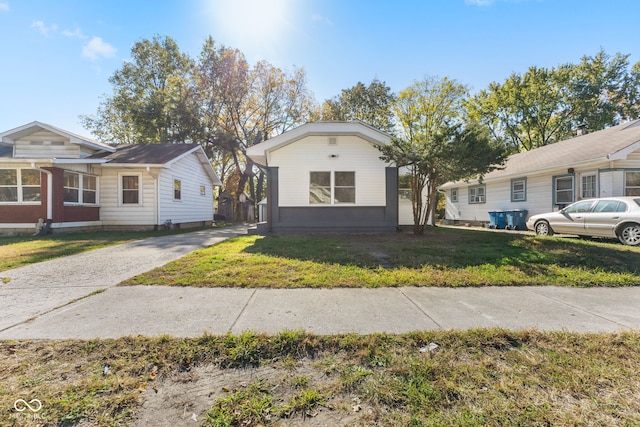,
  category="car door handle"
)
[611,216,620,219]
